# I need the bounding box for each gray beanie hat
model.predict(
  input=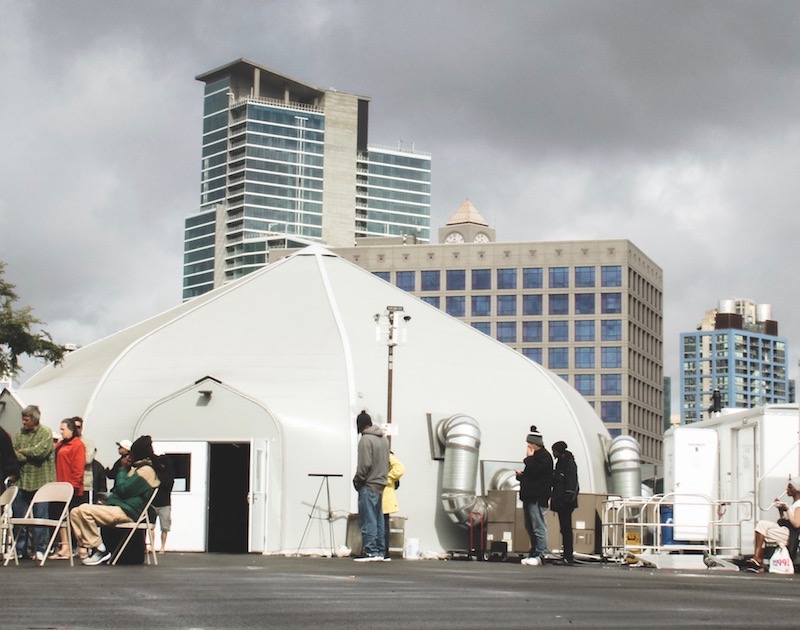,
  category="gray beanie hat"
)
[526,425,544,447]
